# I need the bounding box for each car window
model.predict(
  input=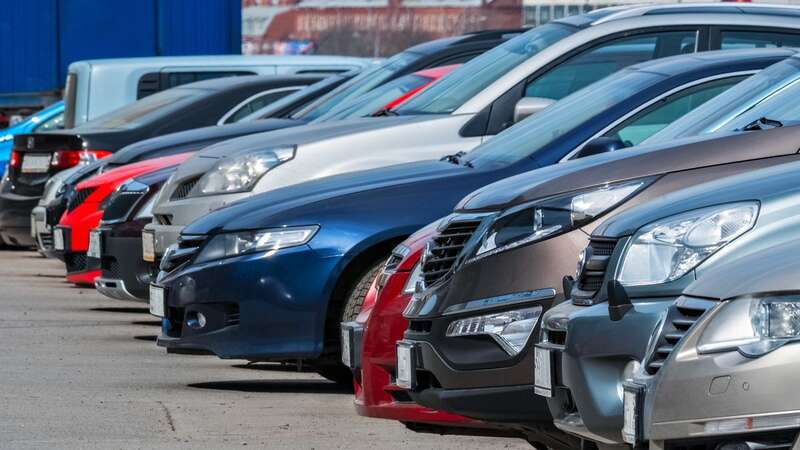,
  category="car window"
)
[643,57,800,144]
[603,76,746,147]
[461,68,665,169]
[312,74,432,122]
[33,112,65,132]
[223,88,301,124]
[721,30,800,49]
[238,73,353,122]
[394,23,577,115]
[525,31,698,101]
[80,87,205,130]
